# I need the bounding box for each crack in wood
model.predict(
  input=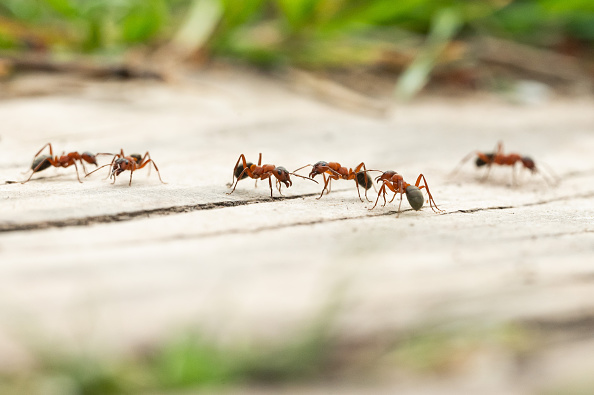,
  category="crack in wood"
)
[0,192,321,233]
[1,191,593,235]
[449,191,594,215]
